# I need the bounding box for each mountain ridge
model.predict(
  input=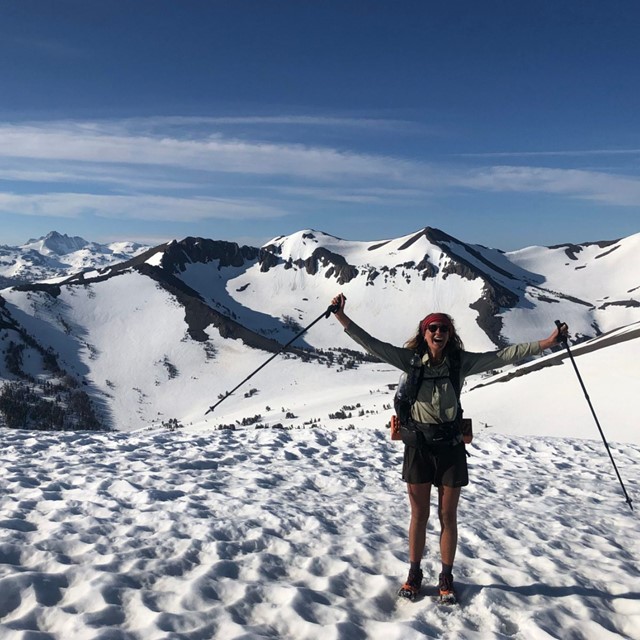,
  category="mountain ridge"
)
[0,225,638,433]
